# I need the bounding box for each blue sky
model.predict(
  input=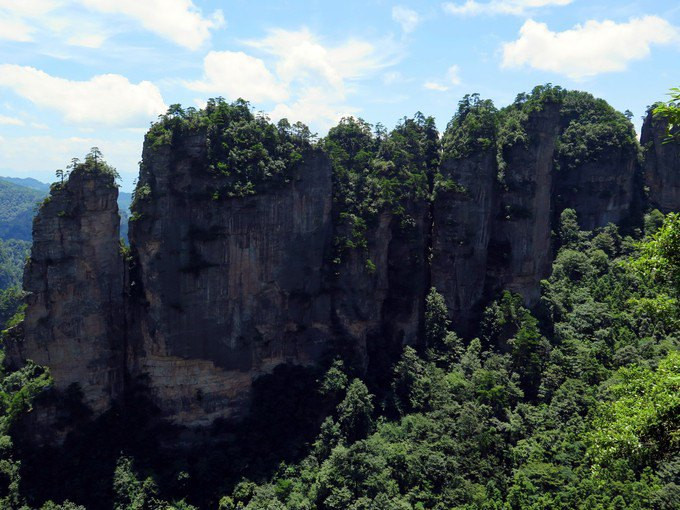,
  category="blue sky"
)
[0,0,679,190]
